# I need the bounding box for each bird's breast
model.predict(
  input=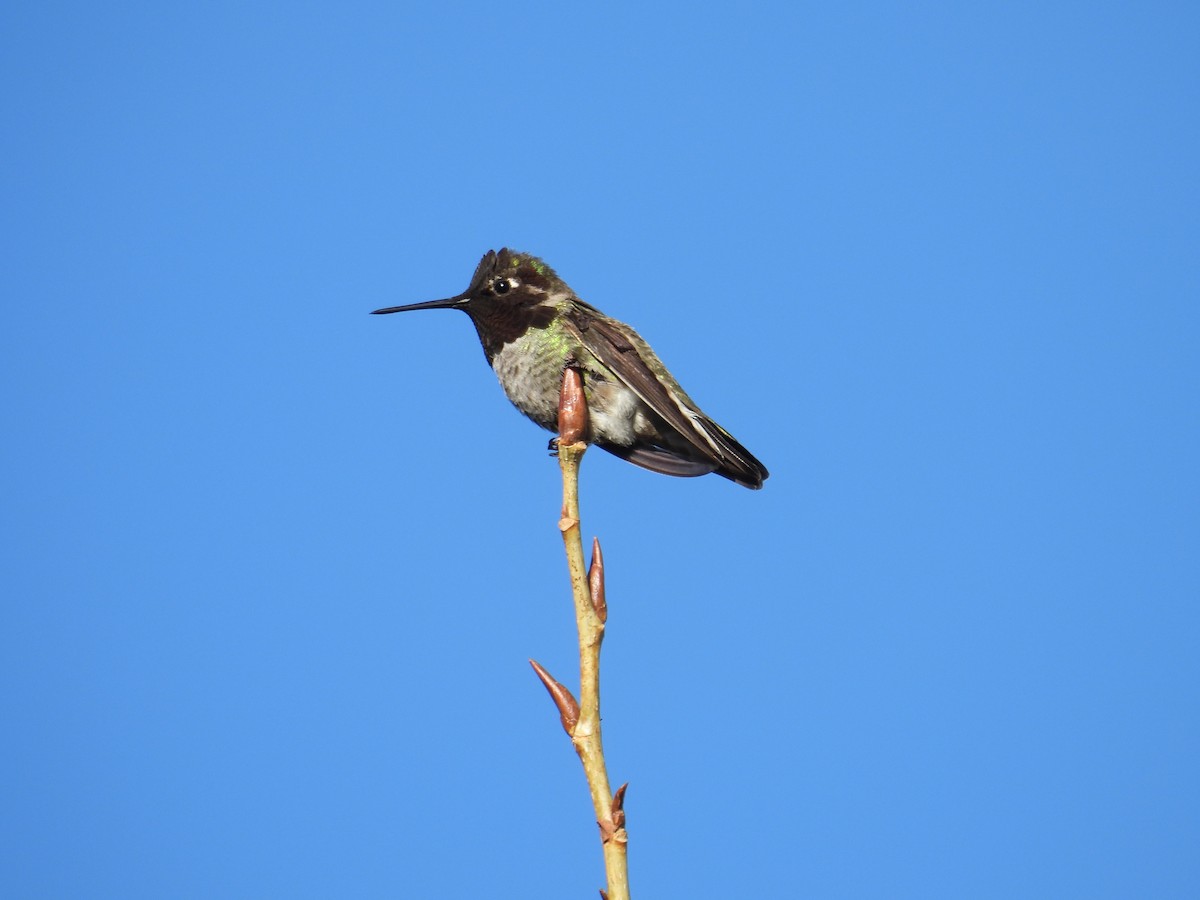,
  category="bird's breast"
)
[489,329,650,446]
[490,331,573,429]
